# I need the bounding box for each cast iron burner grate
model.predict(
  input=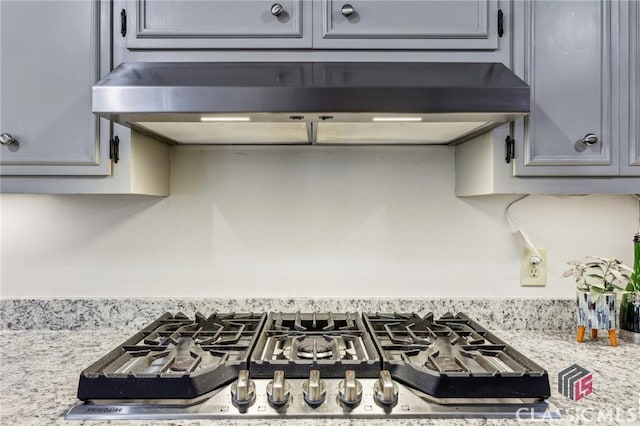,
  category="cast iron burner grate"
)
[76,311,551,403]
[363,312,551,399]
[77,312,266,400]
[249,312,381,378]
